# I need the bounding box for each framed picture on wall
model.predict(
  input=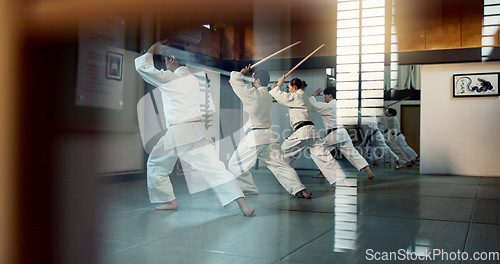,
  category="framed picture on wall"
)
[453,72,499,97]
[106,51,123,81]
